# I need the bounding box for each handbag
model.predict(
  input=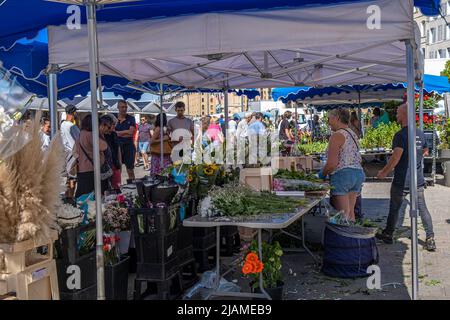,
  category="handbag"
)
[79,143,113,181]
[150,136,172,155]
